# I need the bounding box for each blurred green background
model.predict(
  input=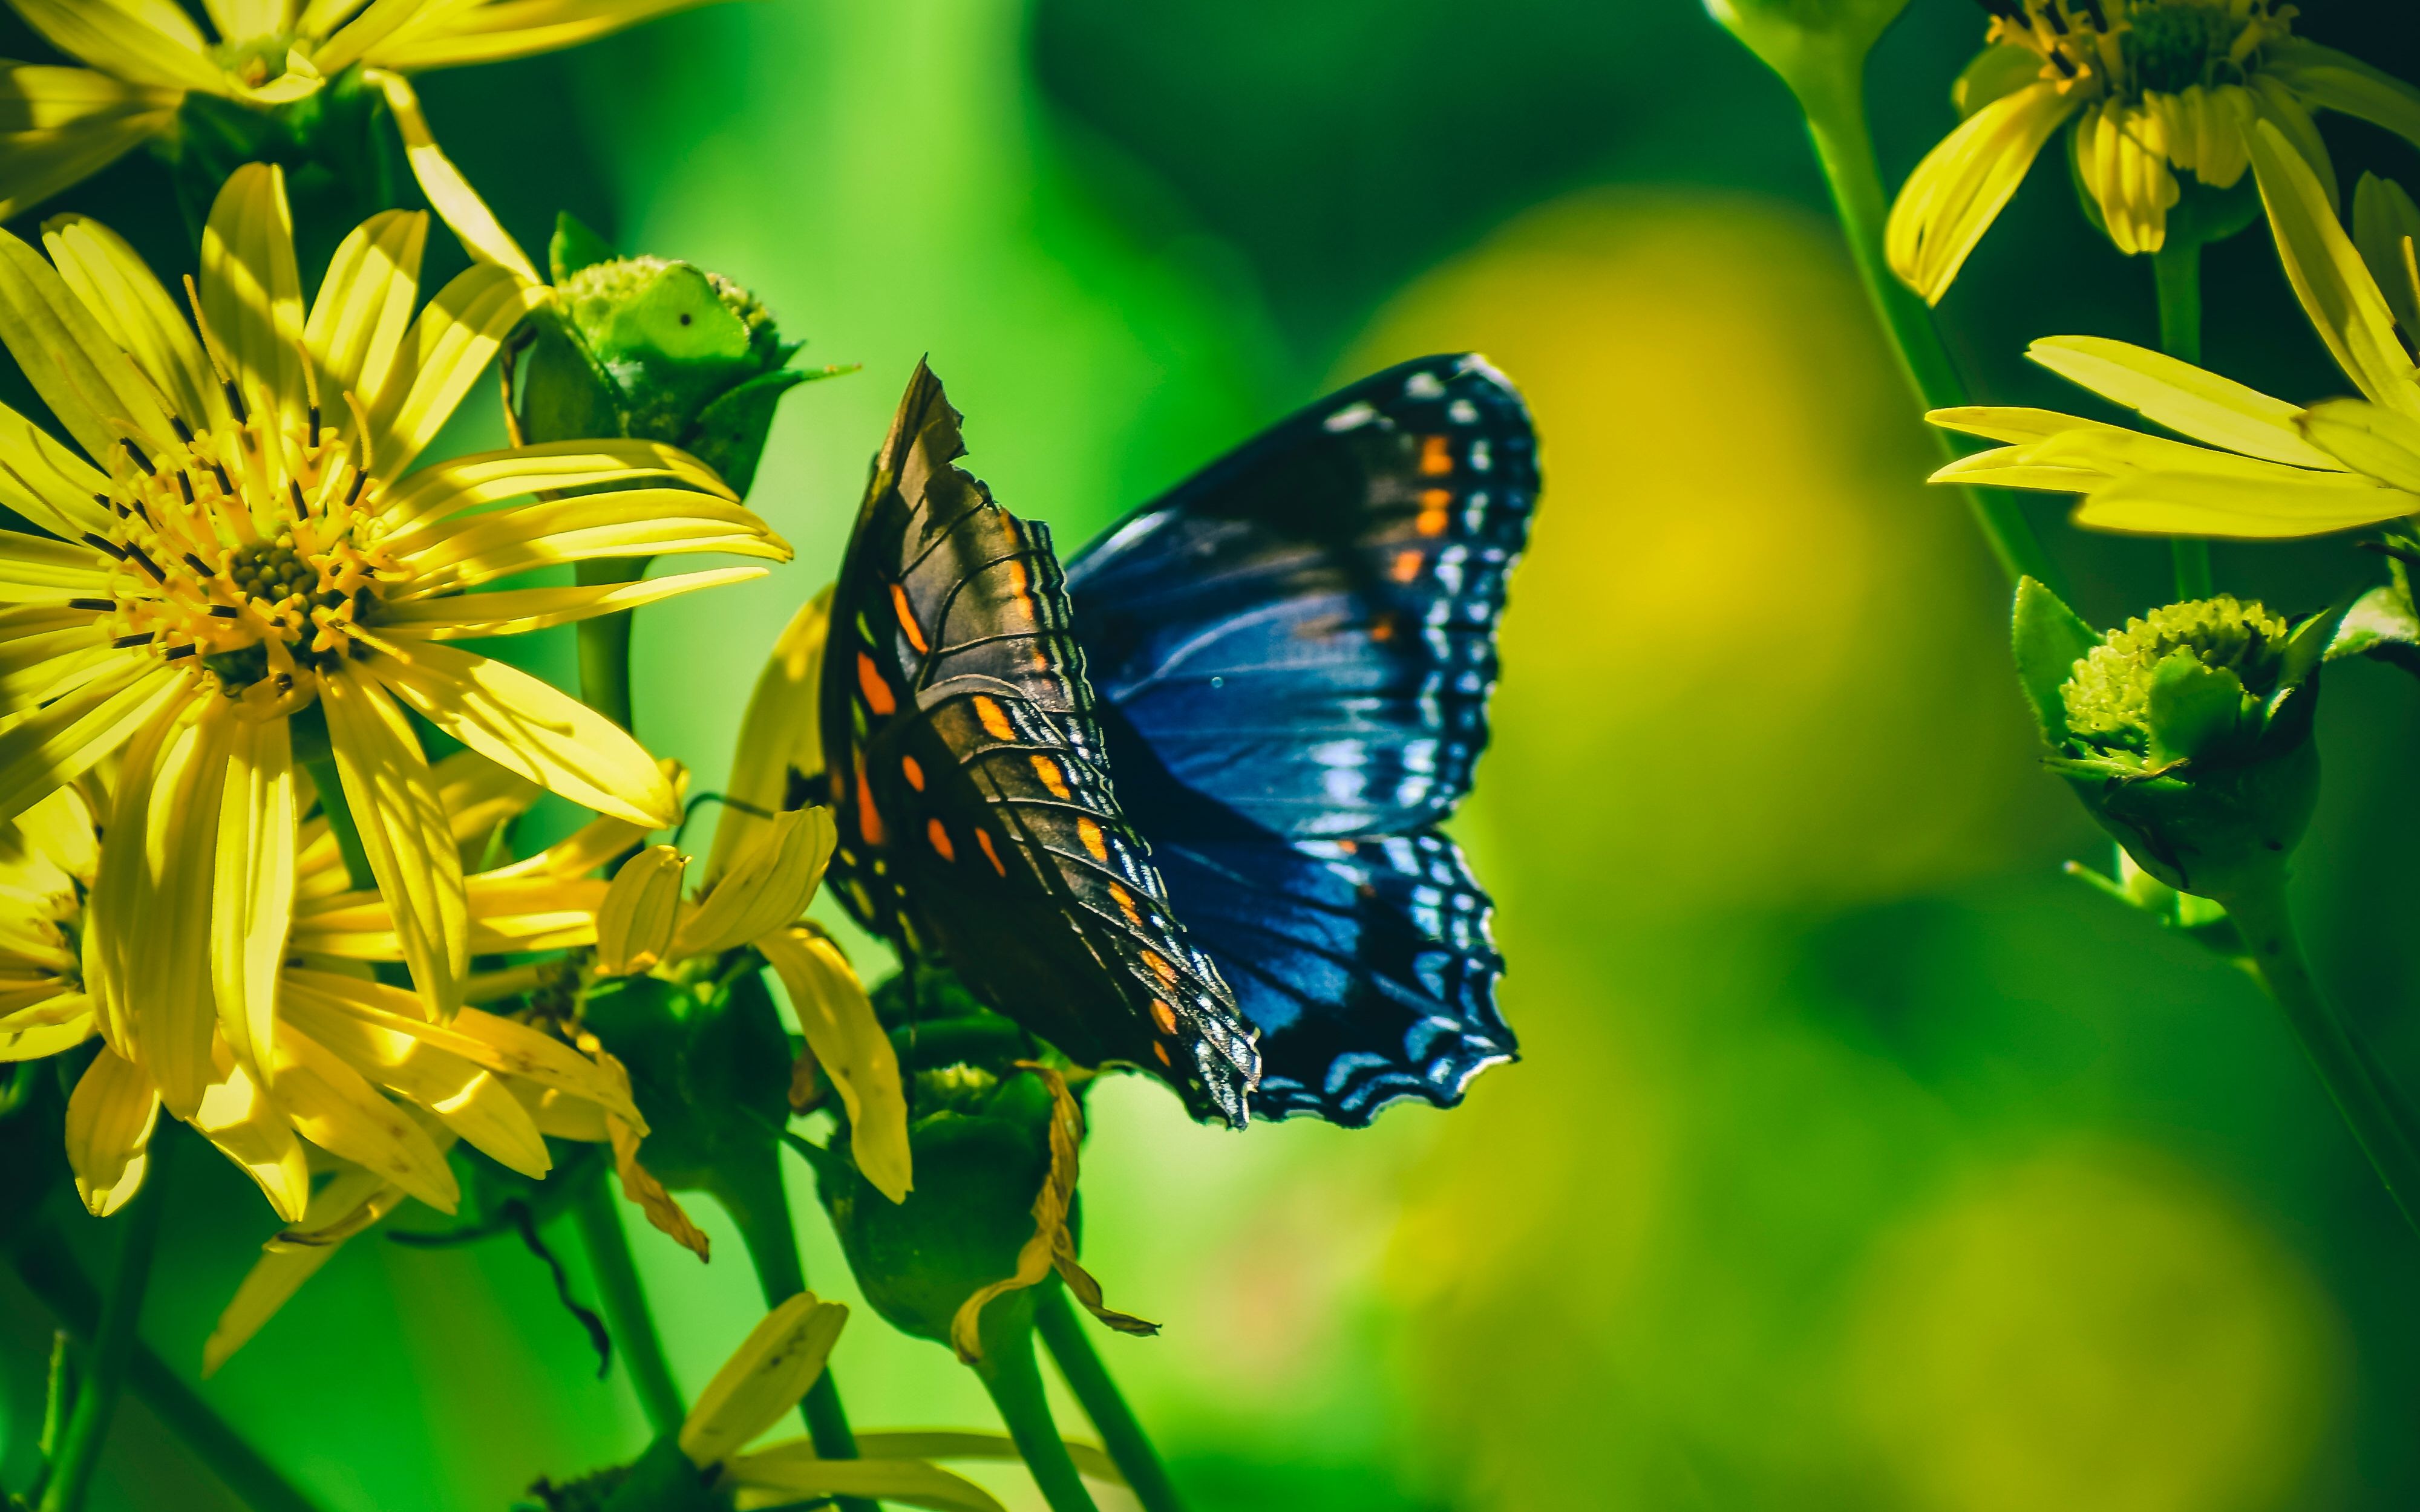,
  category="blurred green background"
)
[8,0,2420,1508]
